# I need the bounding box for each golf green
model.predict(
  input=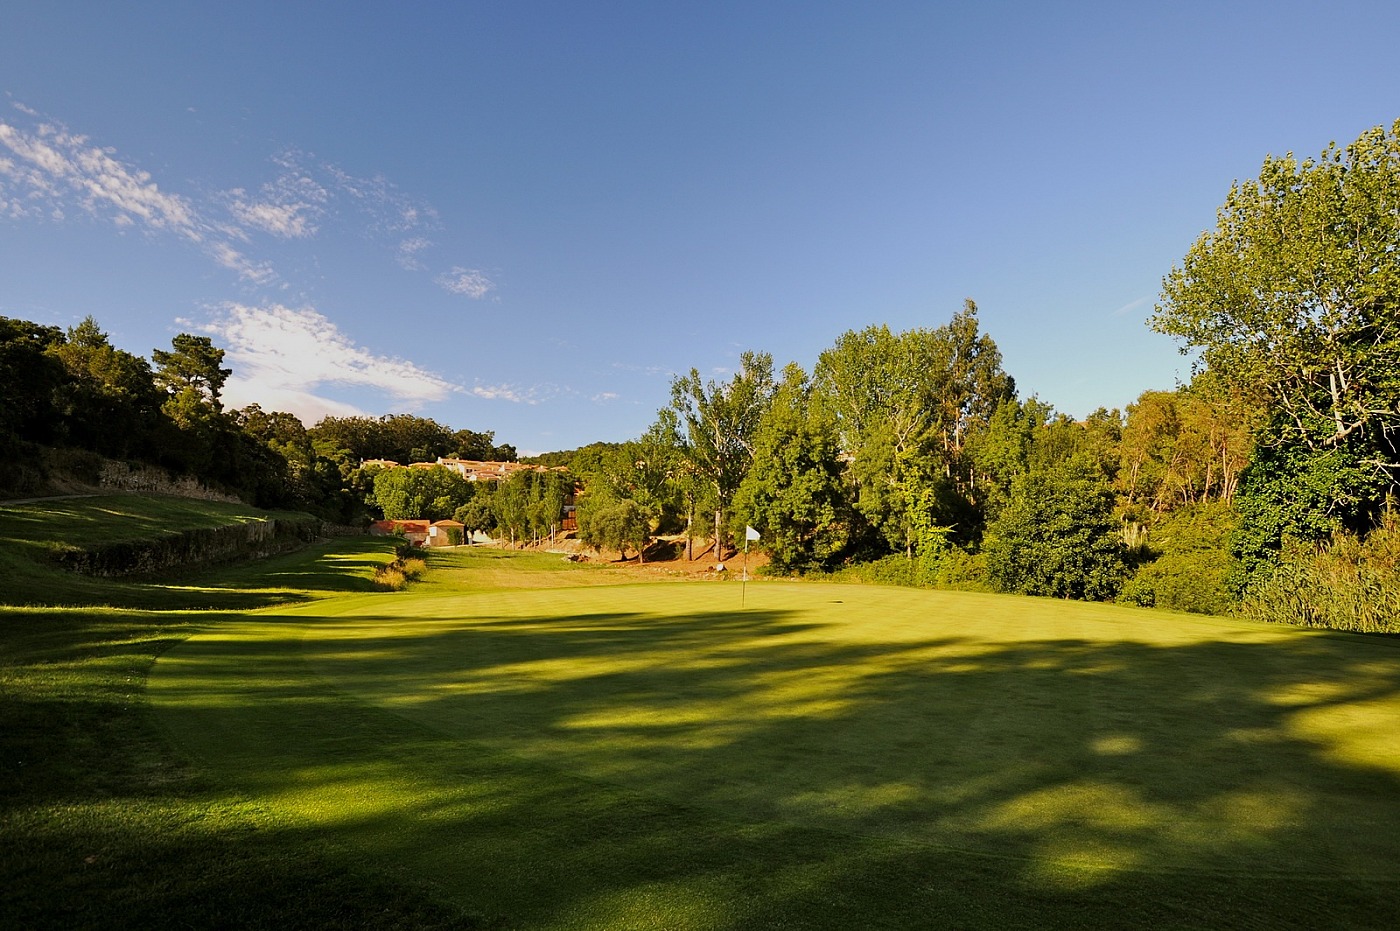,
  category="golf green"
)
[151,563,1400,928]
